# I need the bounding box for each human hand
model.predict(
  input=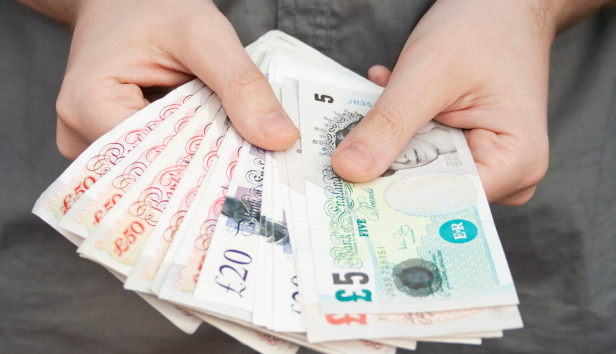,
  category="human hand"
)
[55,0,298,160]
[331,0,555,205]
